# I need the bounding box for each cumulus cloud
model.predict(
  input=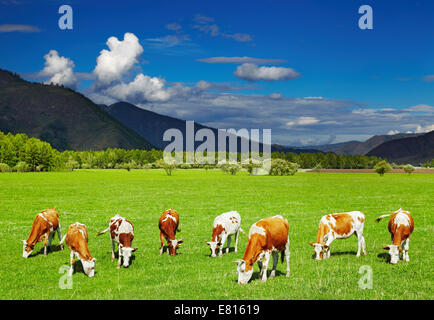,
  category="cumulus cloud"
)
[387,130,400,135]
[38,50,77,89]
[0,24,40,32]
[234,63,300,82]
[92,32,144,89]
[197,56,286,64]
